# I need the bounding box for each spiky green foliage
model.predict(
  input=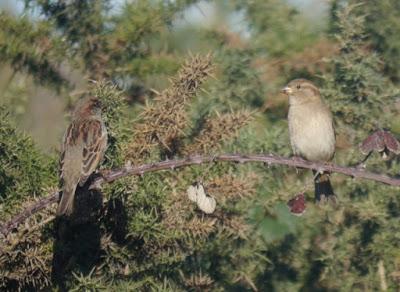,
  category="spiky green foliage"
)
[323,3,398,137]
[360,0,400,83]
[0,107,57,216]
[330,0,400,84]
[0,56,261,290]
[0,106,57,290]
[23,0,198,86]
[234,0,318,57]
[126,54,215,161]
[306,3,400,290]
[0,12,67,88]
[2,0,400,290]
